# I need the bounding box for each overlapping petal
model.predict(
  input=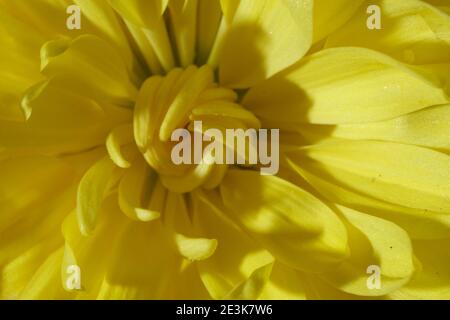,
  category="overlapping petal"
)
[244,47,449,125]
